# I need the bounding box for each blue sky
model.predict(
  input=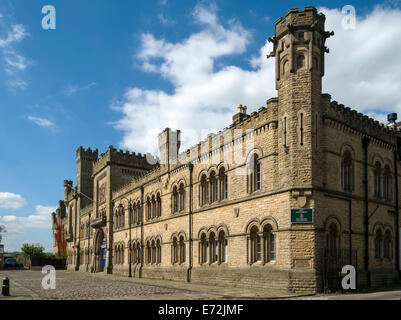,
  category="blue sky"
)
[0,0,401,252]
